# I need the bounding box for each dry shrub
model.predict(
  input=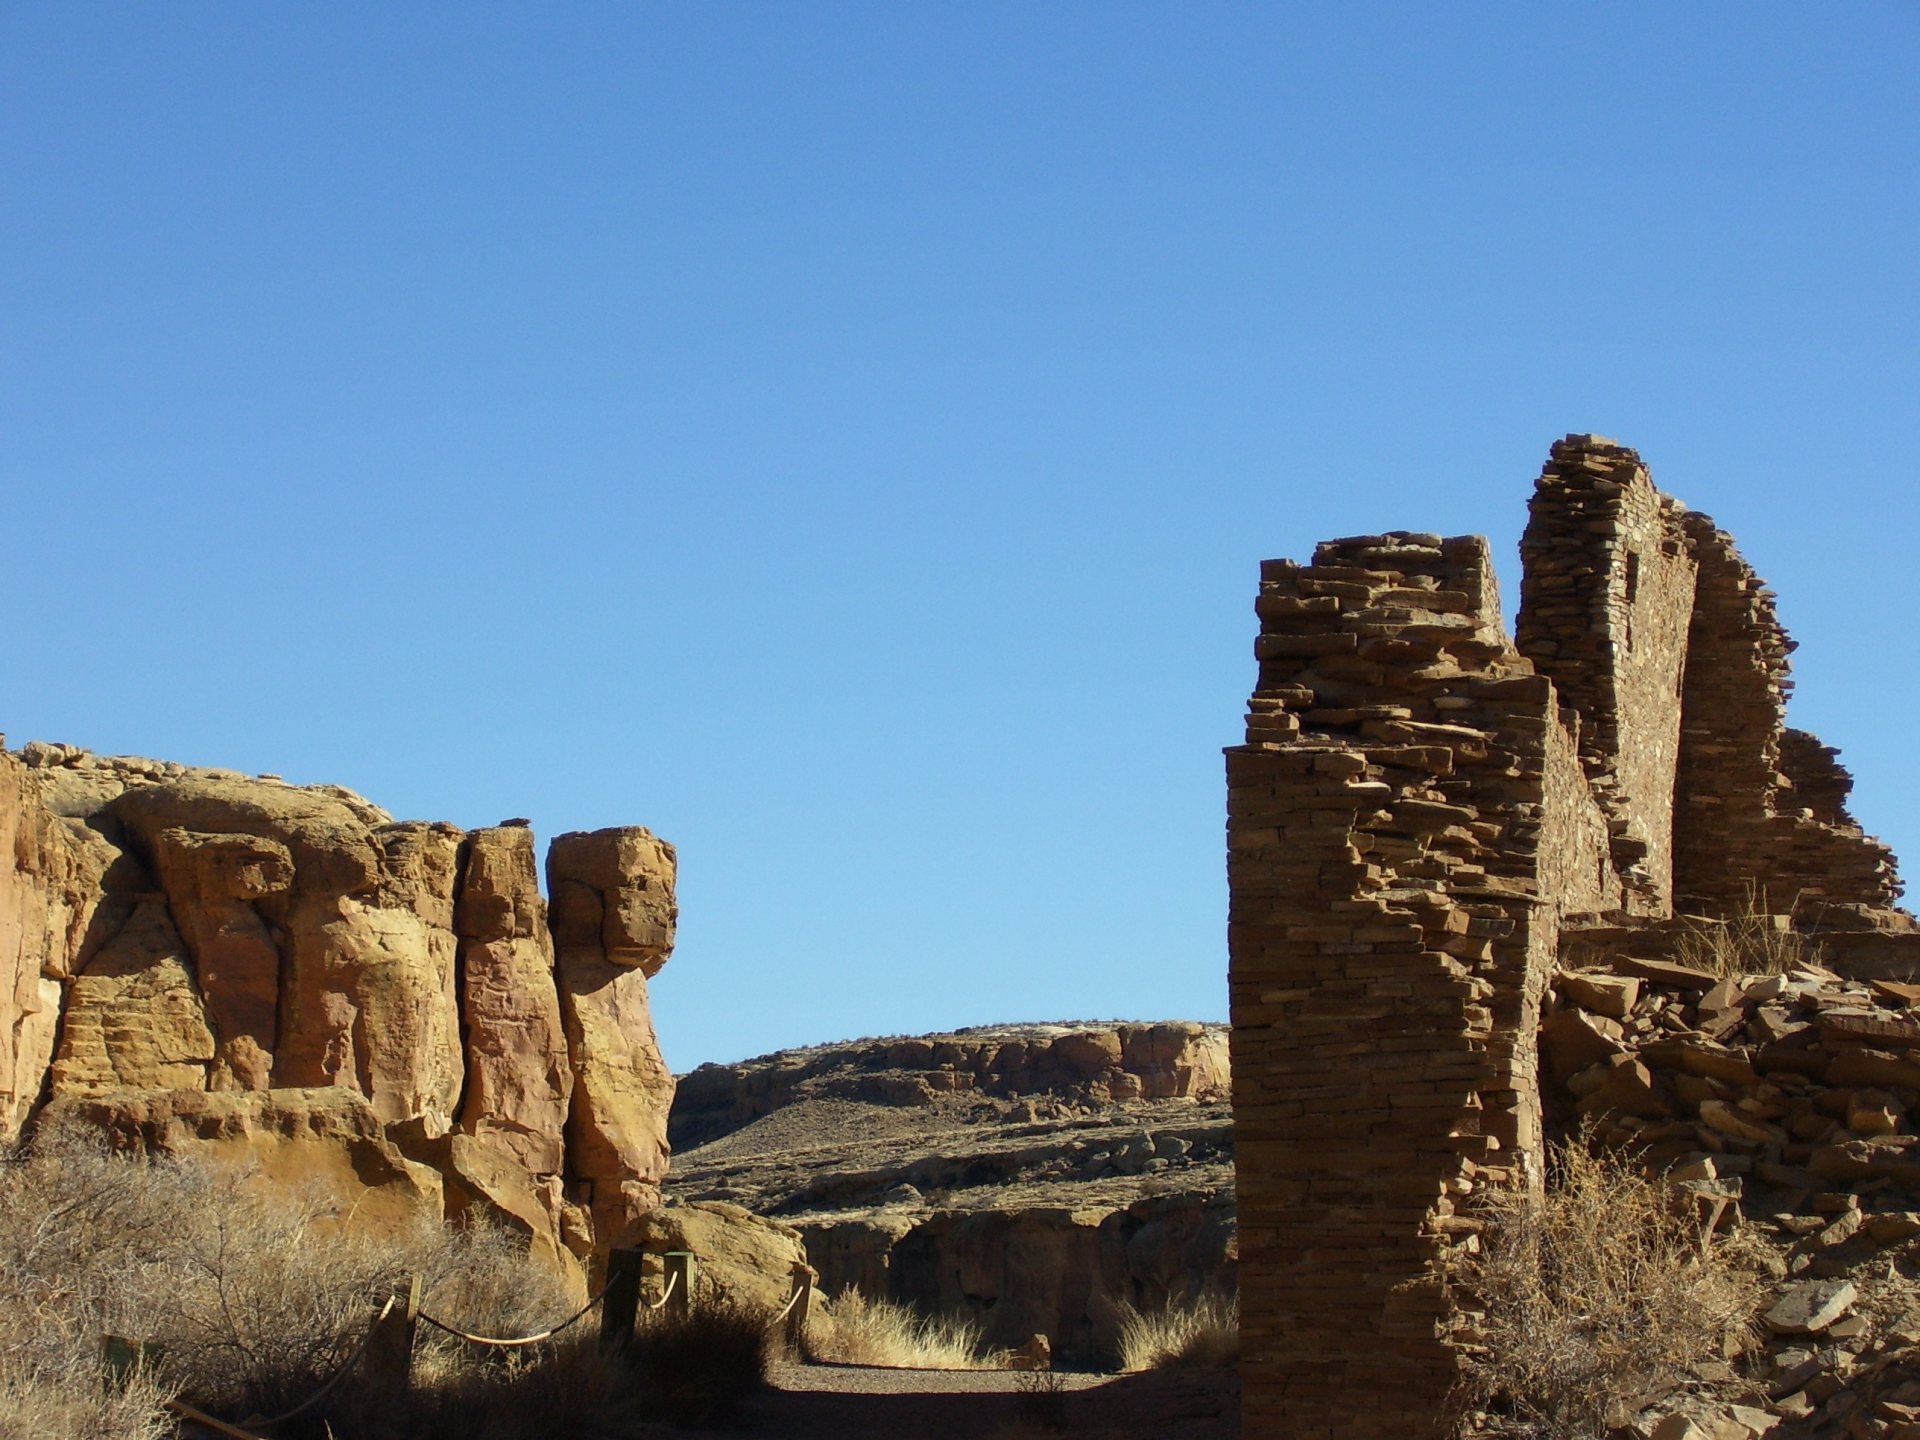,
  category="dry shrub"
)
[145,1166,579,1431]
[0,1128,192,1439]
[0,1128,633,1440]
[1112,1290,1237,1372]
[1013,1367,1070,1431]
[627,1293,775,1425]
[411,1331,649,1440]
[806,1286,993,1369]
[1449,1141,1763,1440]
[1671,885,1807,978]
